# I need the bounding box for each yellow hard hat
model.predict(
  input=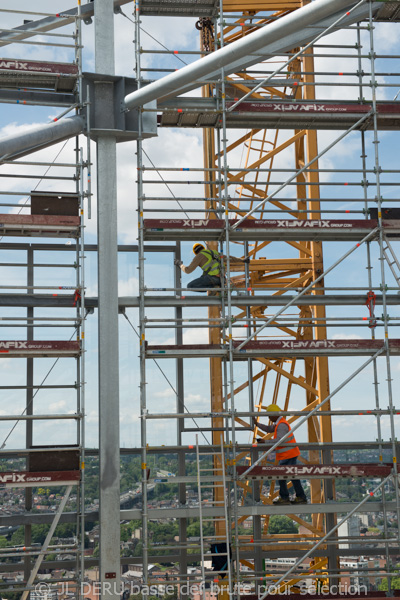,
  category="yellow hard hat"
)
[266,404,282,412]
[193,243,205,254]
